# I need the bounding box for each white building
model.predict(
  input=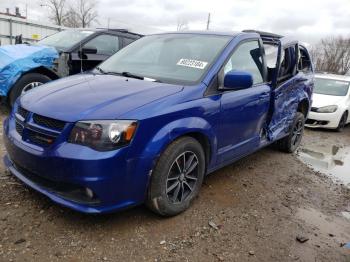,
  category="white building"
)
[0,11,64,46]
